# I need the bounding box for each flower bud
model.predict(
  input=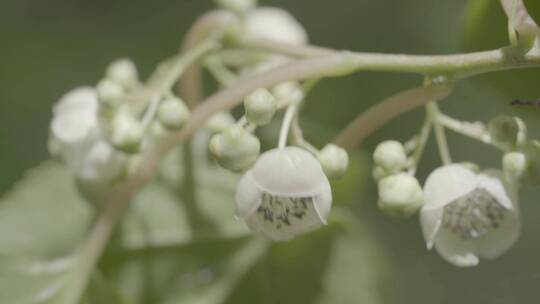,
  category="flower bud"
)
[244,7,308,45]
[215,0,256,14]
[110,113,144,153]
[244,88,277,126]
[377,173,424,218]
[317,144,349,179]
[96,79,125,108]
[272,81,304,103]
[488,116,527,151]
[373,140,408,173]
[209,125,260,172]
[157,97,190,130]
[106,58,139,88]
[503,152,528,183]
[206,112,236,134]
